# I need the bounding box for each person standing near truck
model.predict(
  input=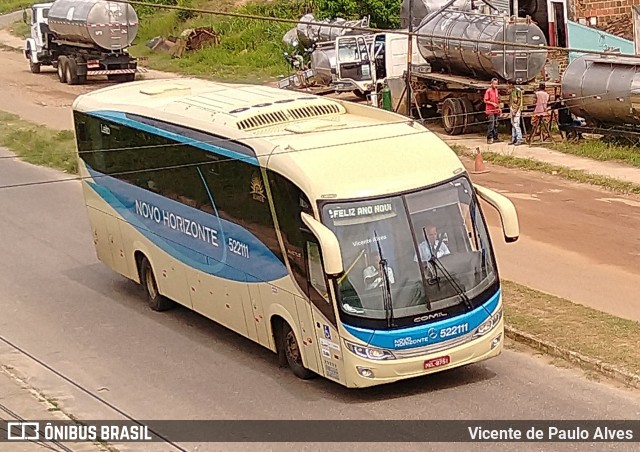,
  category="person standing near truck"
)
[507,81,524,146]
[483,78,502,144]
